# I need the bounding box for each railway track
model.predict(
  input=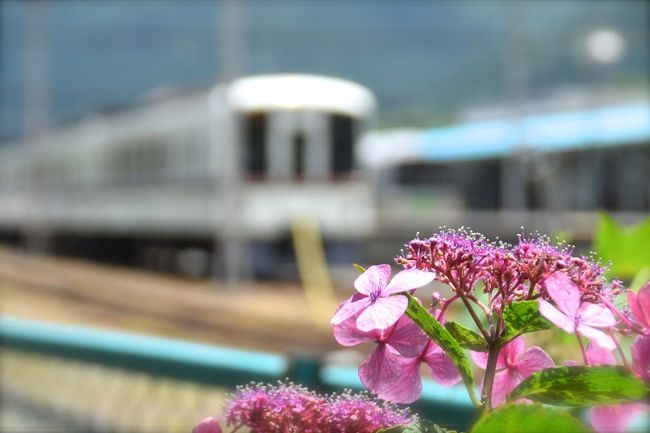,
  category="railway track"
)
[0,247,339,354]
